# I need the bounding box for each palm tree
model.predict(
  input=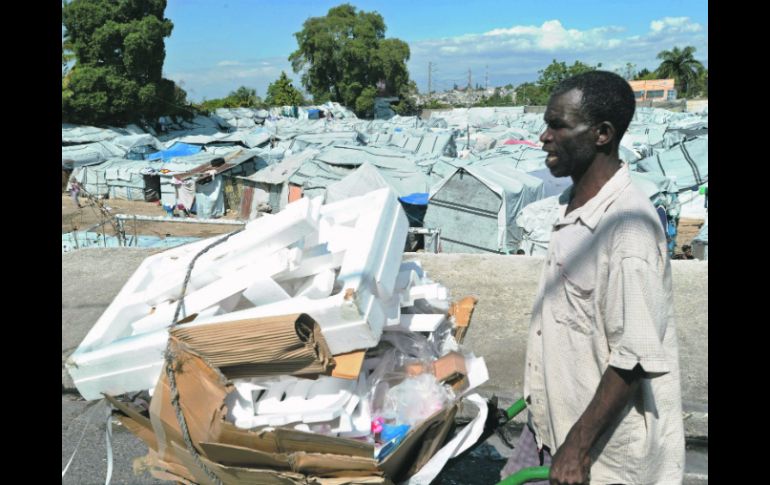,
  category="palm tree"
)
[655,46,705,98]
